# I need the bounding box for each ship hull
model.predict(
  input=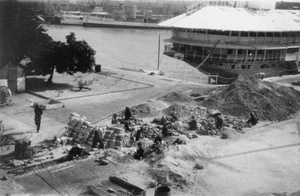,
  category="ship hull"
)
[60,18,83,26]
[83,20,170,29]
